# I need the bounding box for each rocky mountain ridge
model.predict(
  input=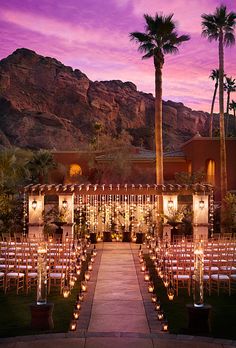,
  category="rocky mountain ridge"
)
[0,48,210,150]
